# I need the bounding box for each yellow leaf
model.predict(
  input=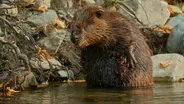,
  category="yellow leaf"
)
[6,87,20,93]
[36,5,48,12]
[154,25,172,34]
[55,17,66,29]
[160,61,172,68]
